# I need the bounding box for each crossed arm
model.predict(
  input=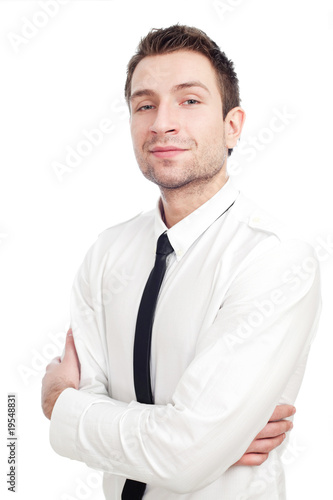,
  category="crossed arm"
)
[42,239,320,491]
[42,328,295,468]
